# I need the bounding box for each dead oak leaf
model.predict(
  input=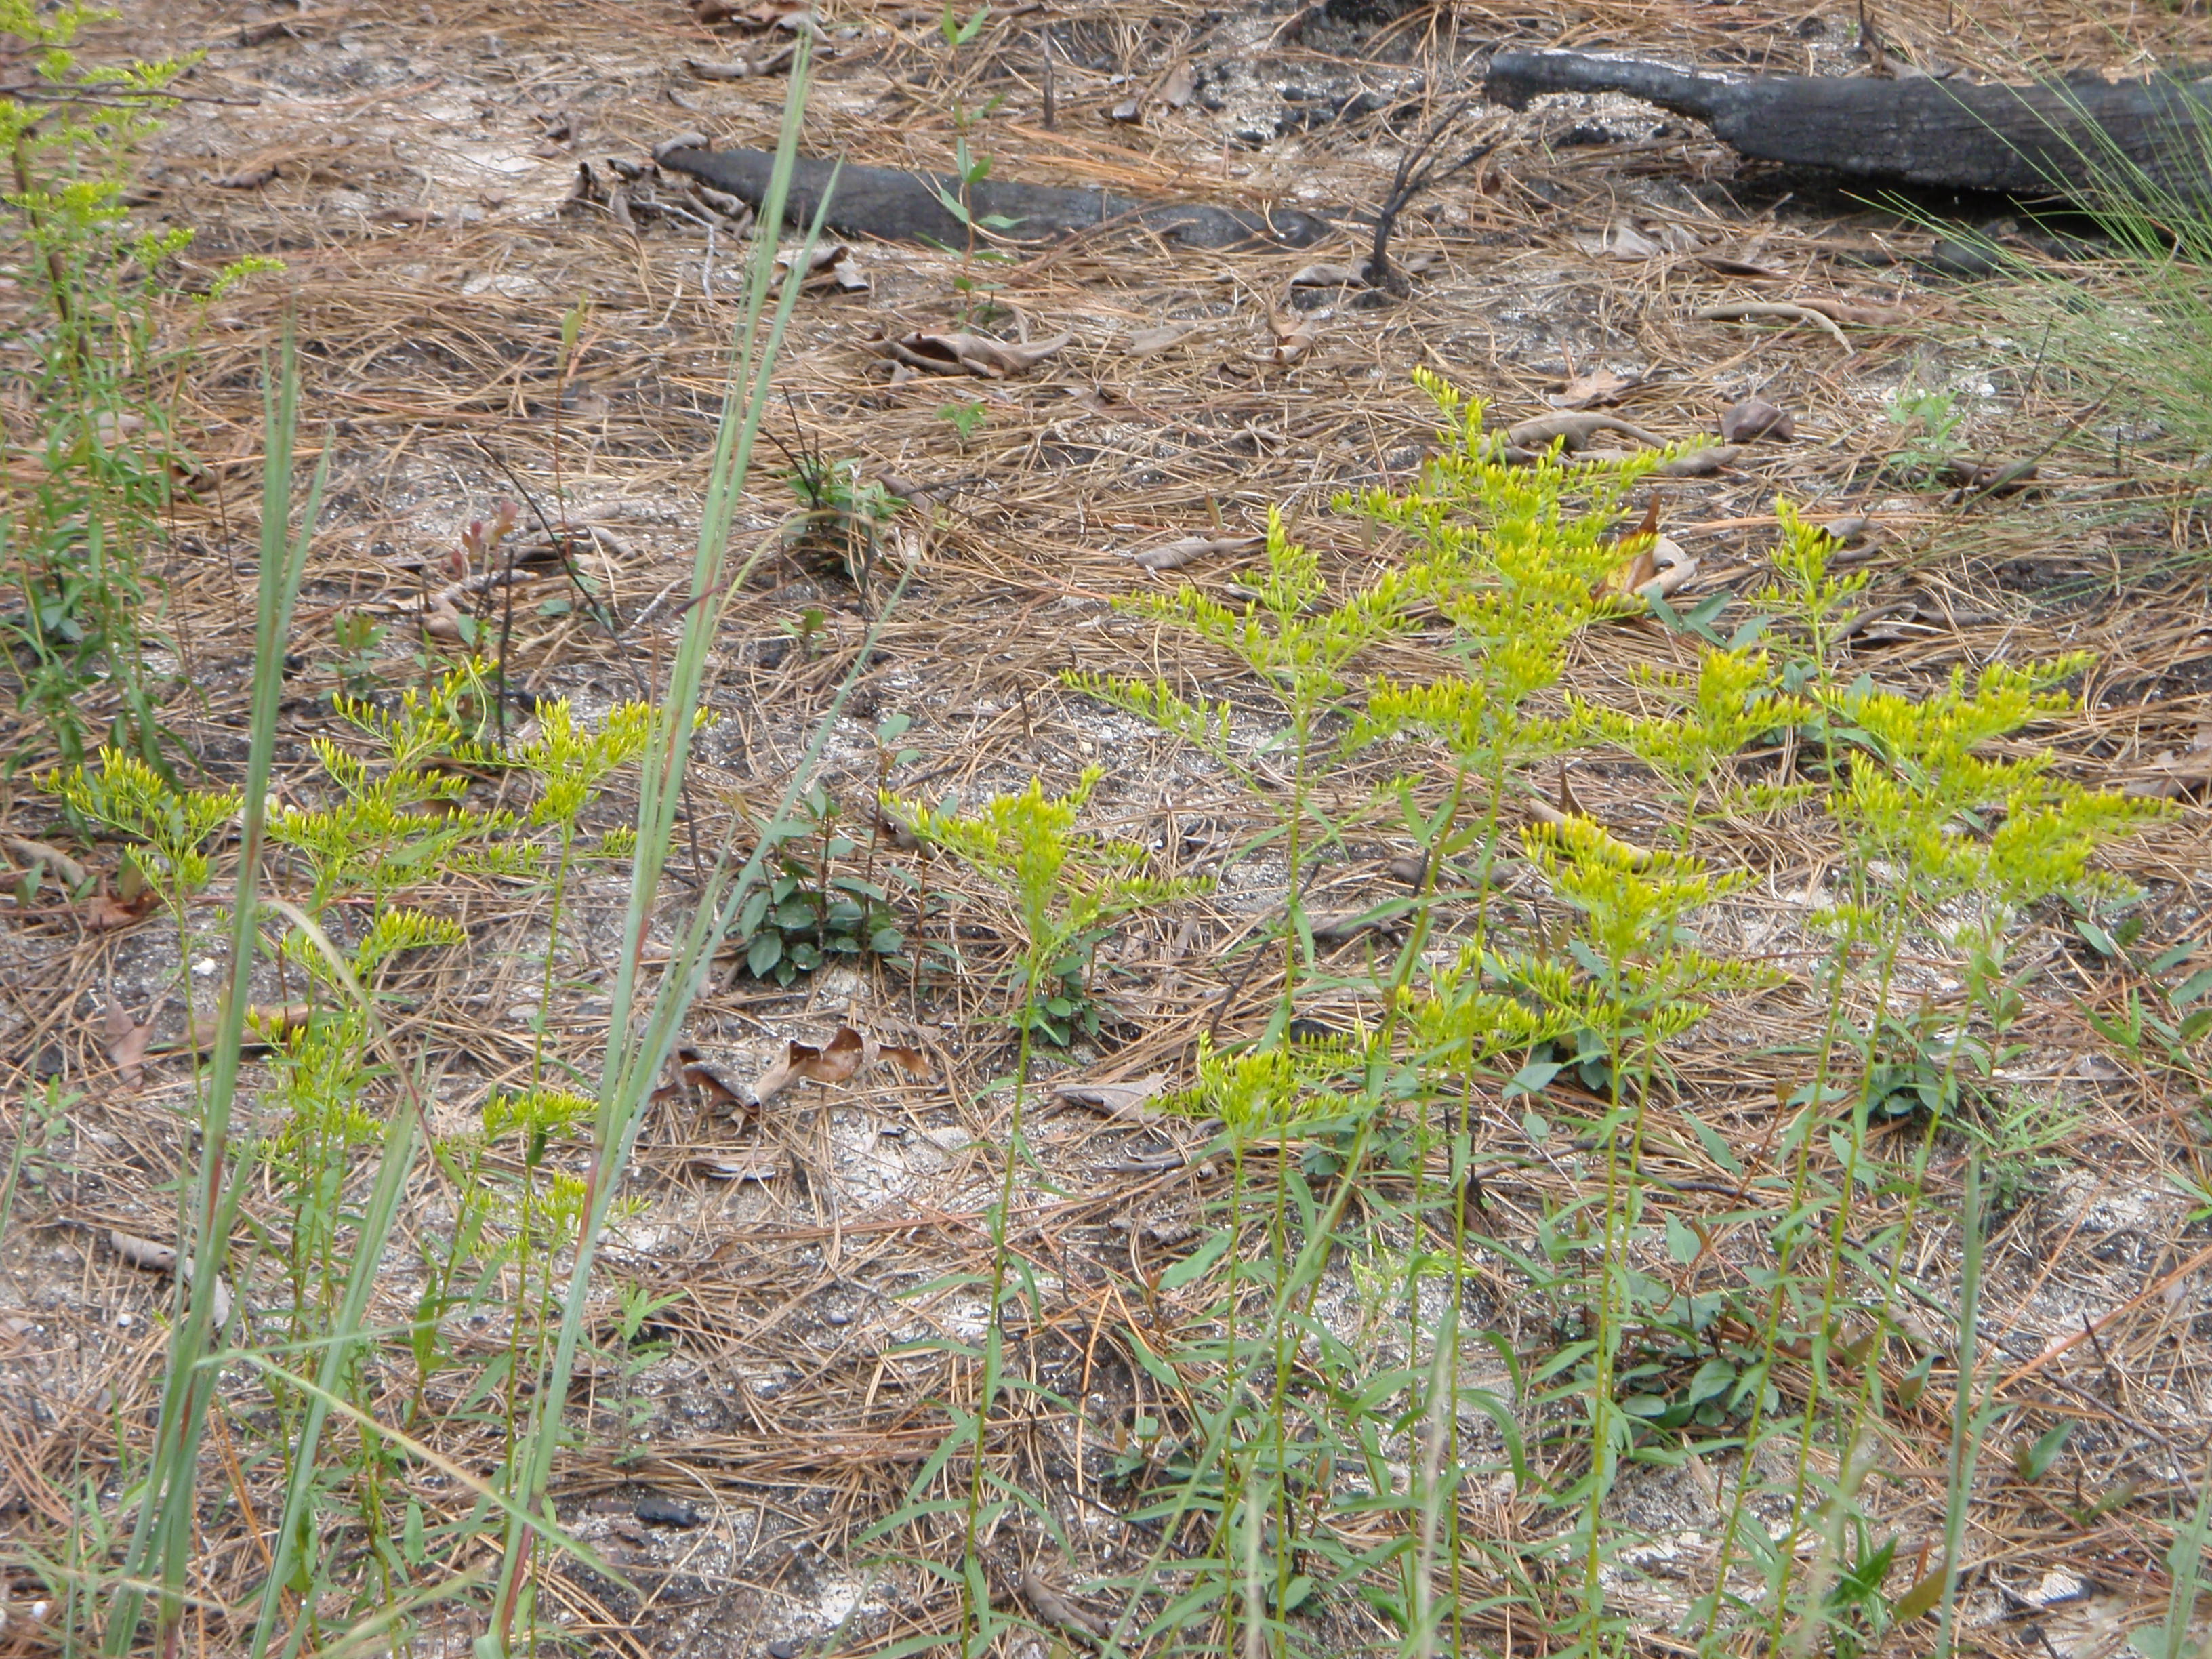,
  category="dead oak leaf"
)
[752,1025,866,1103]
[1546,367,1636,410]
[105,998,152,1089]
[878,330,1071,380]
